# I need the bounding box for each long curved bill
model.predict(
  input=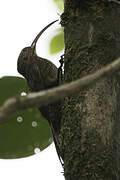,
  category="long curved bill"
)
[31,20,58,50]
